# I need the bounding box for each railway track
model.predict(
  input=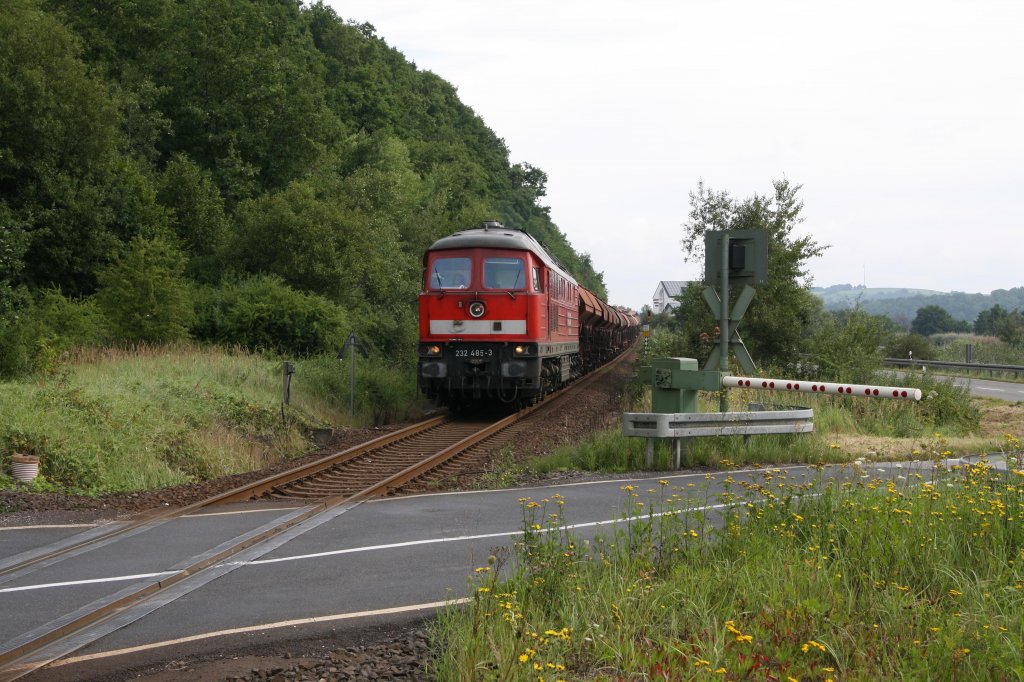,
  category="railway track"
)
[0,345,636,680]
